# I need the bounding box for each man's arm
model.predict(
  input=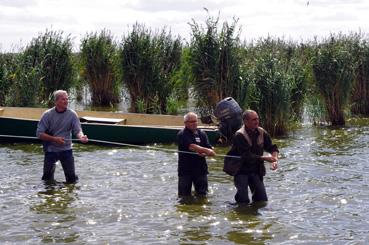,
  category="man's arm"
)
[71,111,88,143]
[262,132,279,170]
[76,132,88,143]
[189,144,215,156]
[36,112,66,145]
[39,132,65,145]
[189,130,215,156]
